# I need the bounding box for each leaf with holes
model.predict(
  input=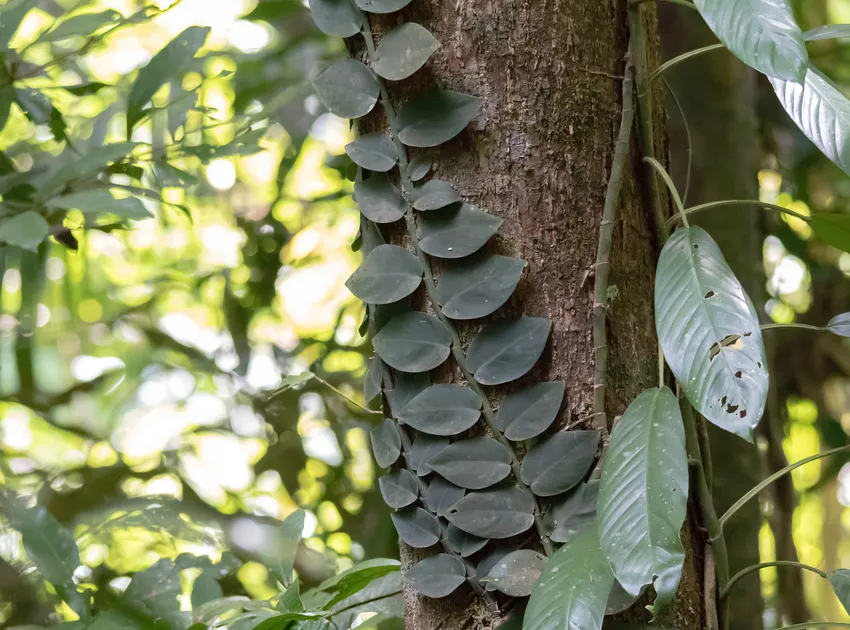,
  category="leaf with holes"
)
[436,254,526,320]
[373,23,440,81]
[550,480,599,544]
[446,524,488,557]
[398,384,481,436]
[445,486,535,539]
[405,554,466,598]
[354,0,413,13]
[386,371,430,417]
[693,0,806,82]
[0,211,49,251]
[484,550,545,597]
[373,312,452,372]
[418,204,502,259]
[828,569,850,614]
[598,387,687,612]
[520,431,598,497]
[409,434,449,476]
[495,381,564,441]
[428,437,512,489]
[363,357,383,403]
[828,313,850,337]
[397,90,481,147]
[379,469,419,509]
[467,316,551,385]
[354,173,407,224]
[656,227,768,439]
[390,508,440,548]
[346,244,421,304]
[411,179,461,211]
[407,155,432,181]
[426,477,465,516]
[345,133,398,172]
[810,213,850,254]
[308,0,362,37]
[771,70,850,177]
[314,59,379,119]
[370,418,401,468]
